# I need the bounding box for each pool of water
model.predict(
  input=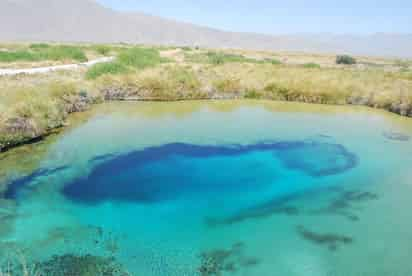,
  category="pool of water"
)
[1,100,412,275]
